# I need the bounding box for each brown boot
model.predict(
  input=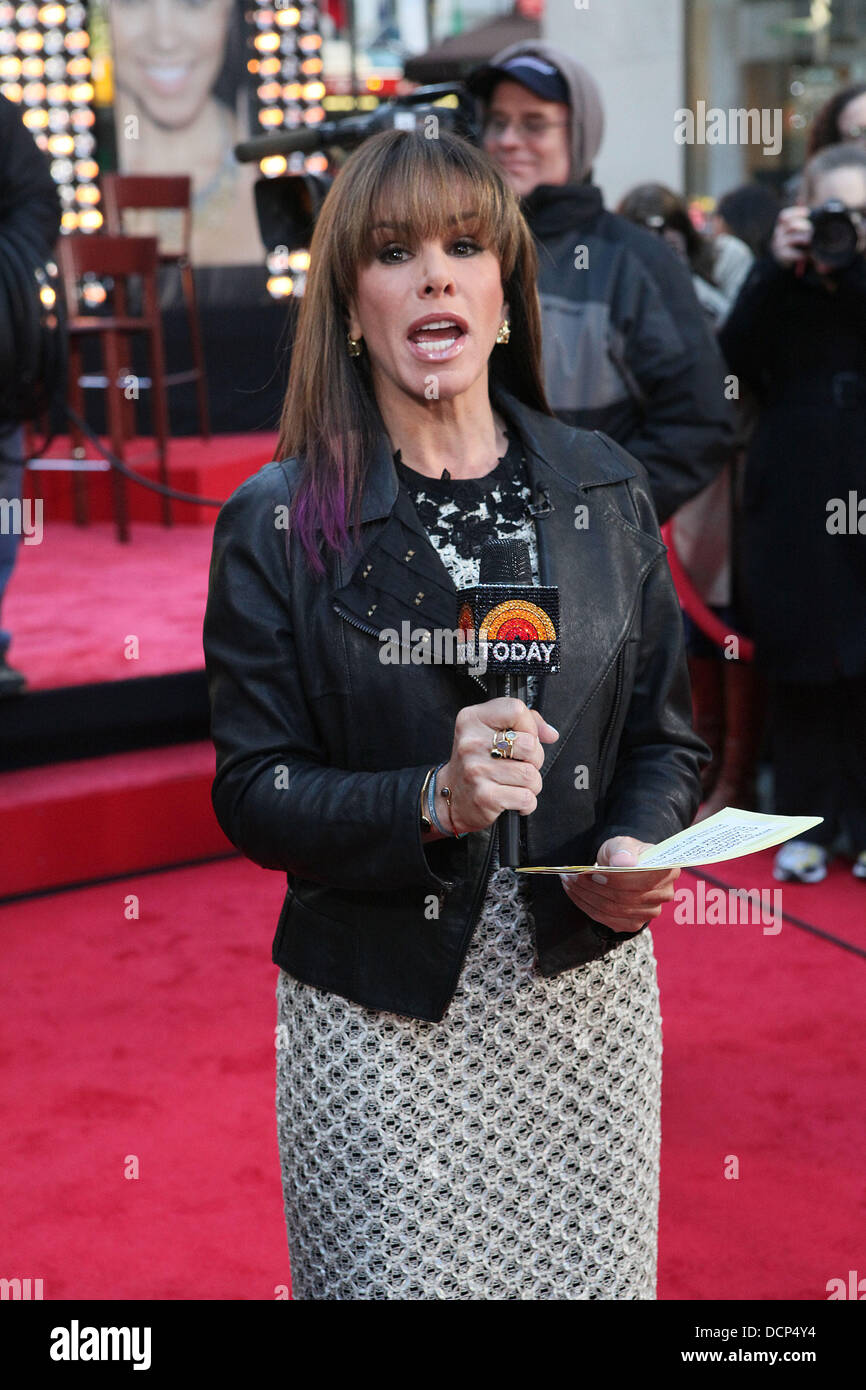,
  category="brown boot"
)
[695,660,766,822]
[688,655,725,799]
